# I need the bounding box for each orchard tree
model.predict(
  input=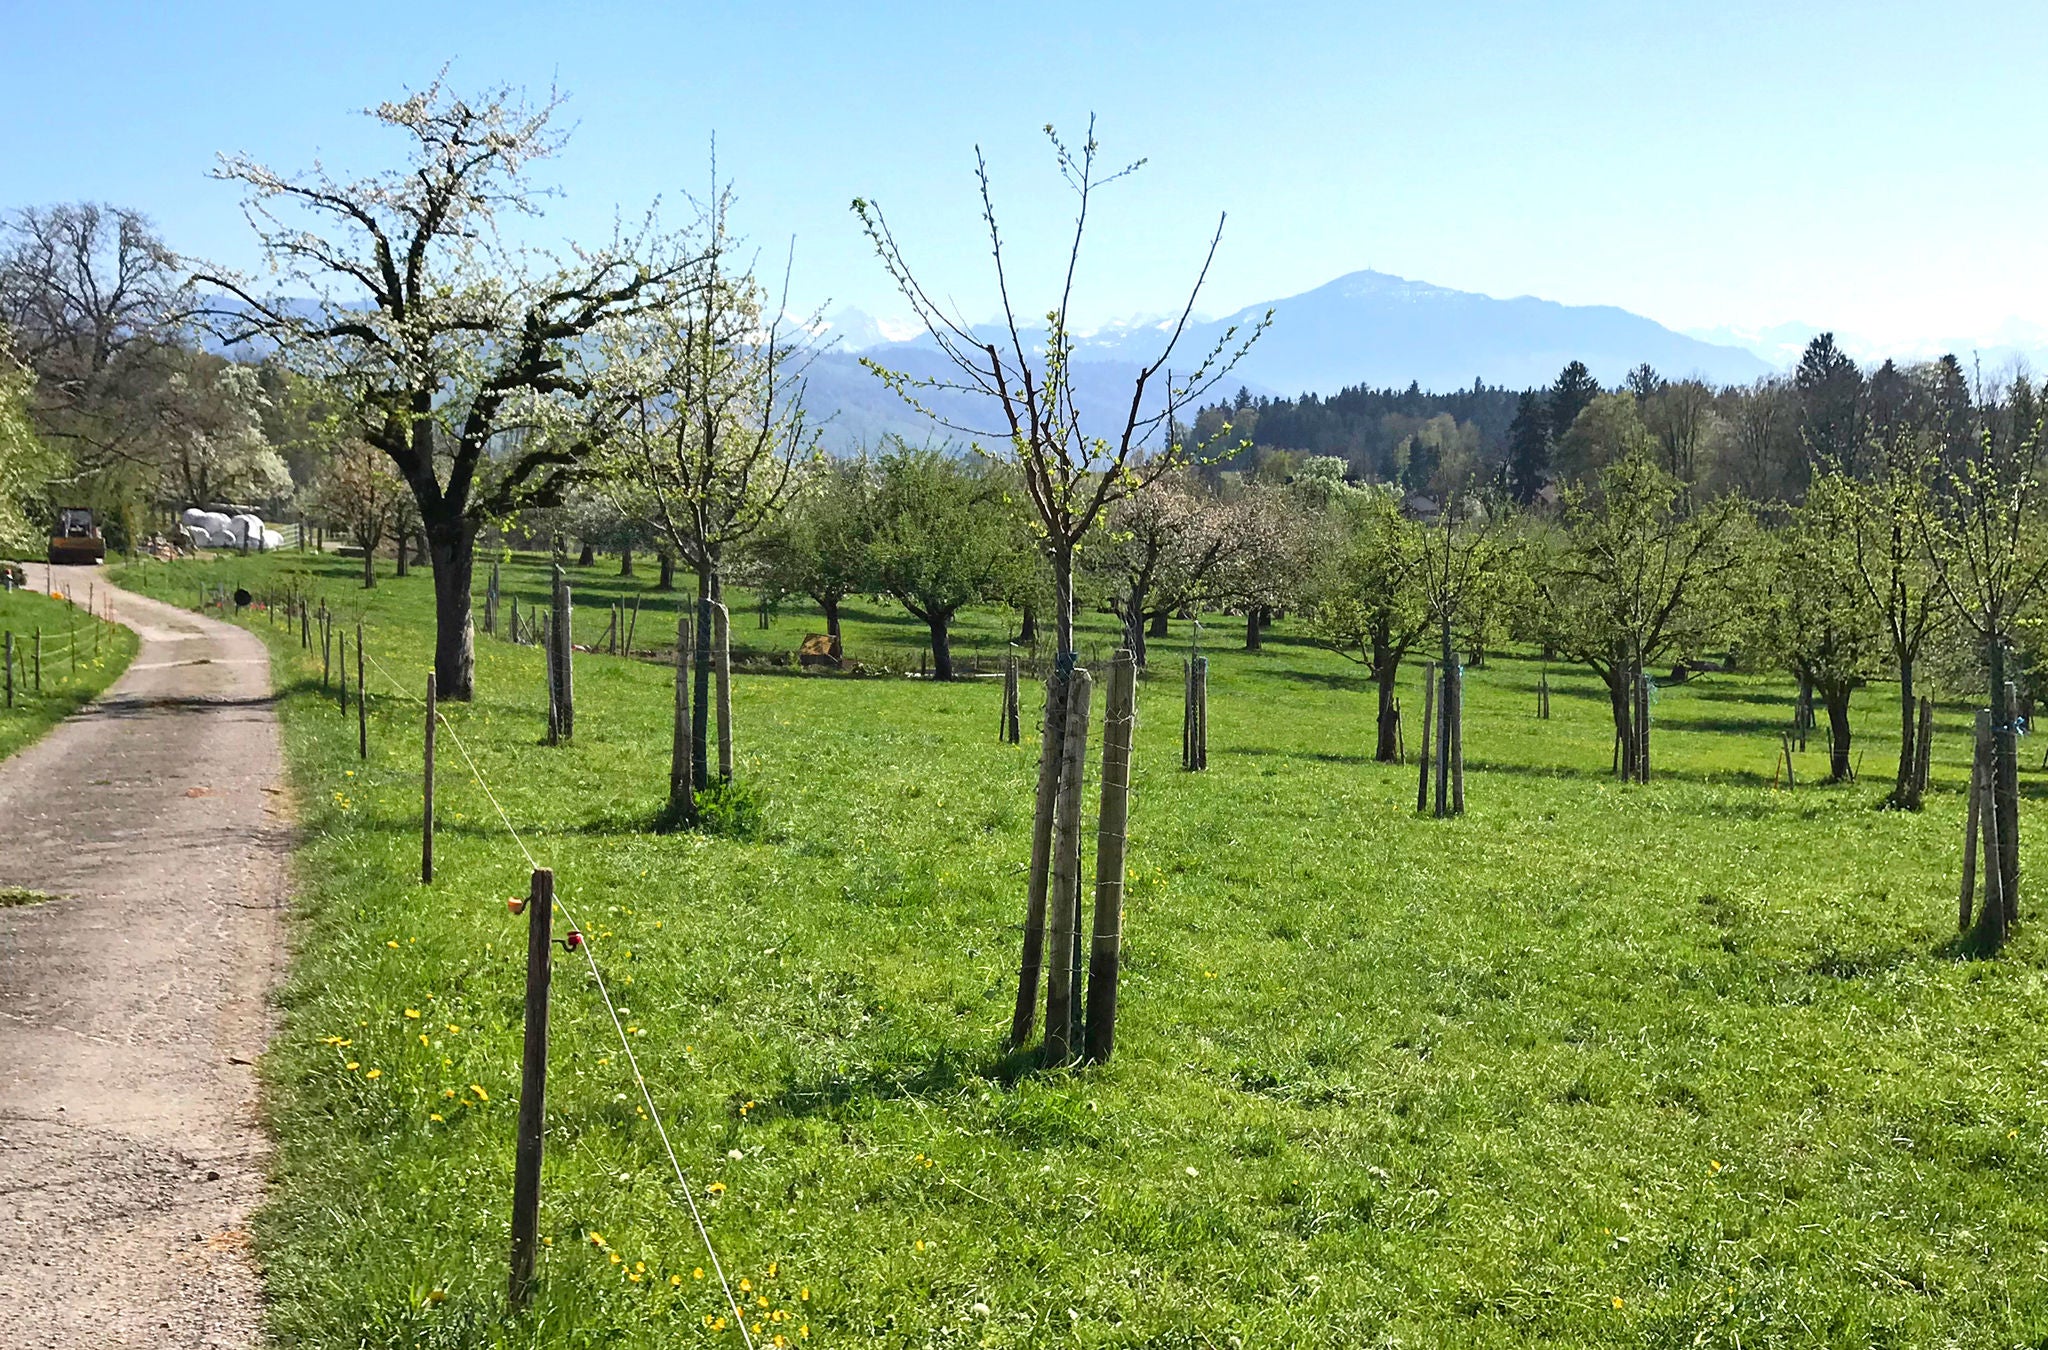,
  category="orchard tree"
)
[203,77,695,700]
[759,458,873,643]
[309,437,404,587]
[1924,402,2048,943]
[1212,482,1311,651]
[1303,490,1429,759]
[1087,472,1236,667]
[1753,475,1884,782]
[592,179,818,794]
[152,350,290,508]
[867,445,1025,679]
[1536,454,1748,778]
[1846,434,1945,806]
